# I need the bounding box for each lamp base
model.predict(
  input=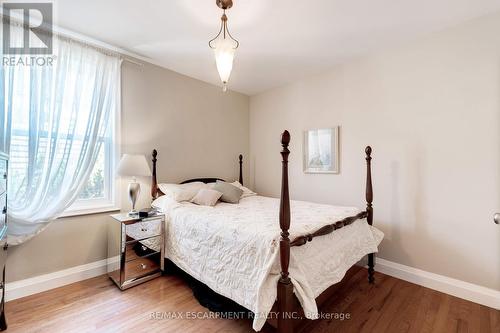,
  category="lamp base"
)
[128,181,141,217]
[128,210,139,217]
